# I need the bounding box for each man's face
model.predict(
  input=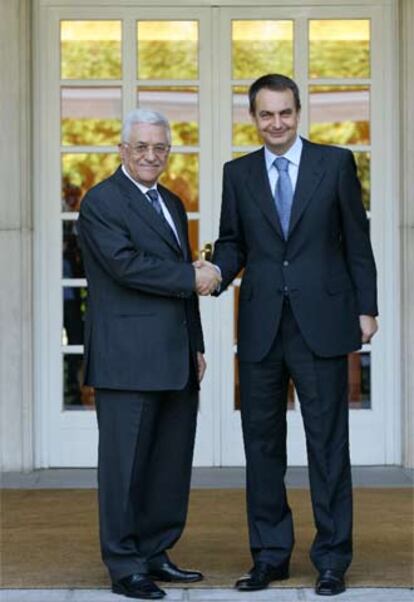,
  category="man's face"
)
[119,122,170,187]
[251,88,300,155]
